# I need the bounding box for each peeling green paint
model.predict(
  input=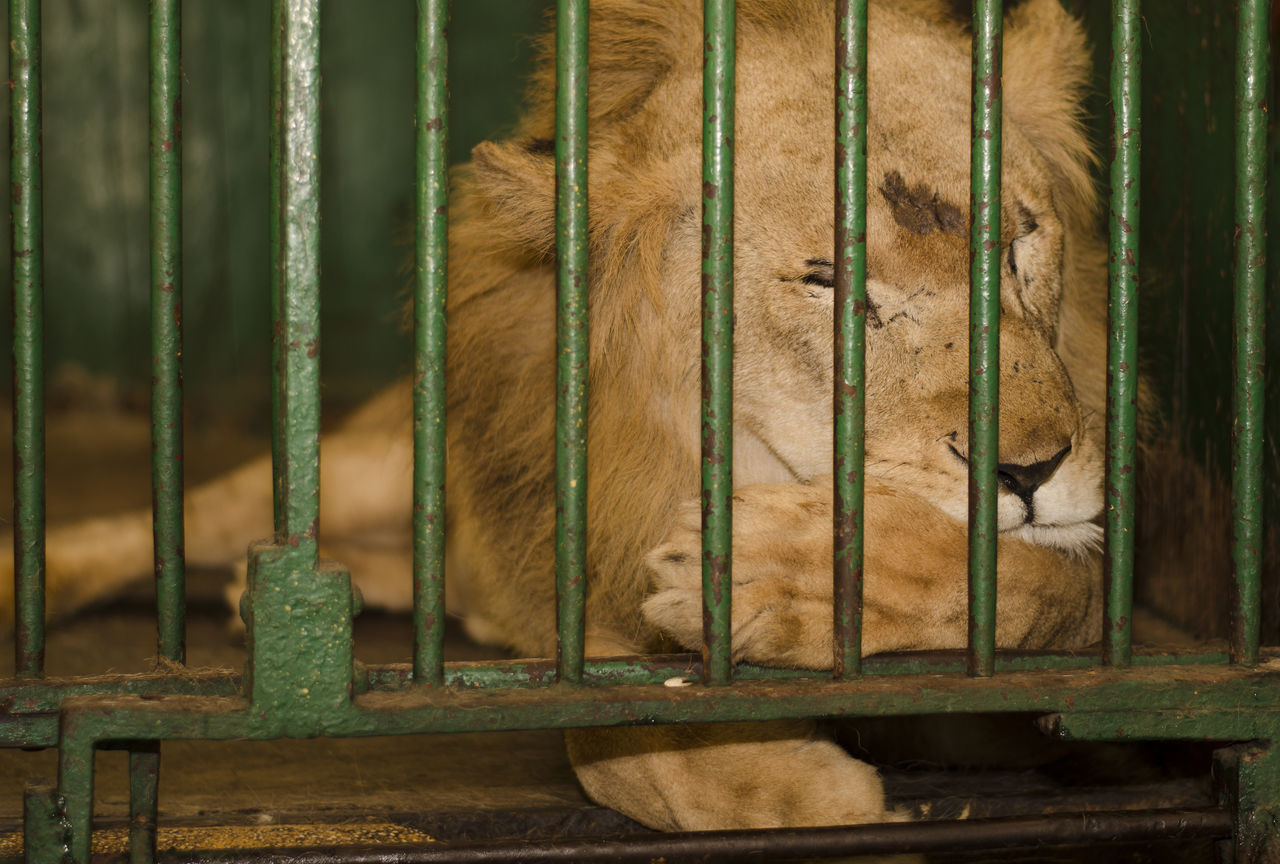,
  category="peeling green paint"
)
[701,0,735,687]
